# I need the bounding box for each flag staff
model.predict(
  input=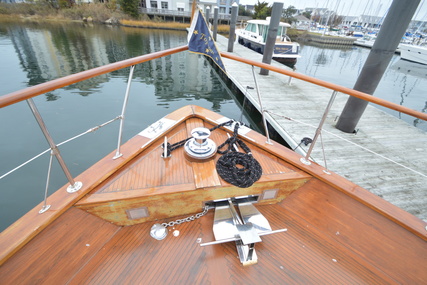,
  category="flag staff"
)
[191,0,198,21]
